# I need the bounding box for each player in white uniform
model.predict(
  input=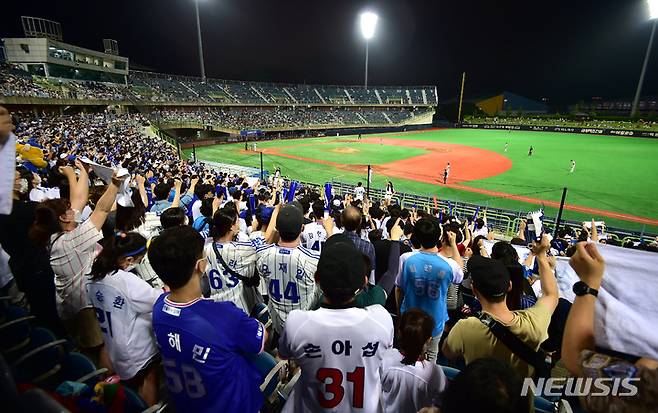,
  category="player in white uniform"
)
[354,182,366,201]
[384,181,395,203]
[279,237,394,412]
[570,159,576,173]
[205,206,263,314]
[301,203,328,252]
[86,232,163,406]
[256,204,320,335]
